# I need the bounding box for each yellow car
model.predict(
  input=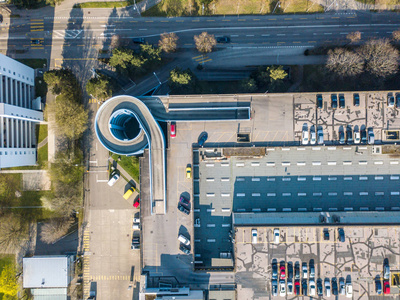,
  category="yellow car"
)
[186,166,192,179]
